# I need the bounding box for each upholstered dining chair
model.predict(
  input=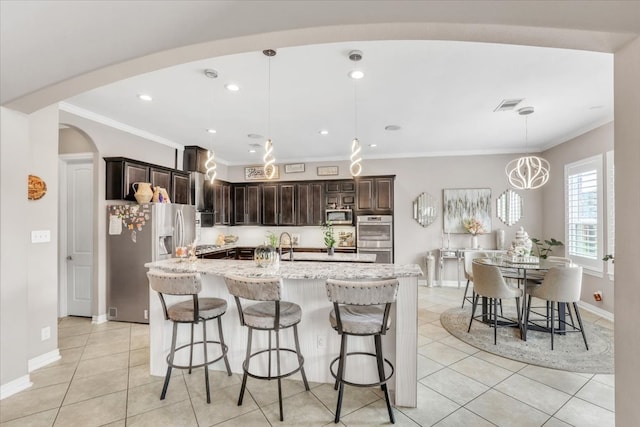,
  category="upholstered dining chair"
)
[525,265,588,350]
[468,260,523,345]
[462,251,488,308]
